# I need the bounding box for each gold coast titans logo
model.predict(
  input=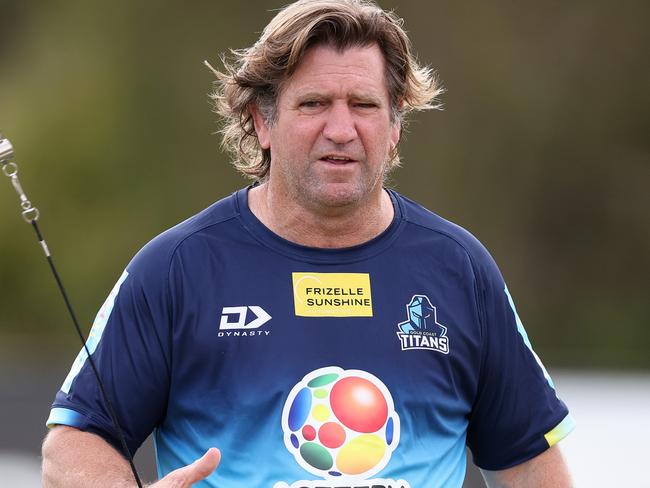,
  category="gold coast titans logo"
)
[396,295,449,354]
